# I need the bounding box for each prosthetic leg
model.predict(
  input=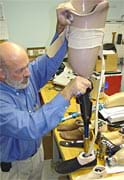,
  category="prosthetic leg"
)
[76,88,93,153]
[55,87,97,174]
[47,0,109,174]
